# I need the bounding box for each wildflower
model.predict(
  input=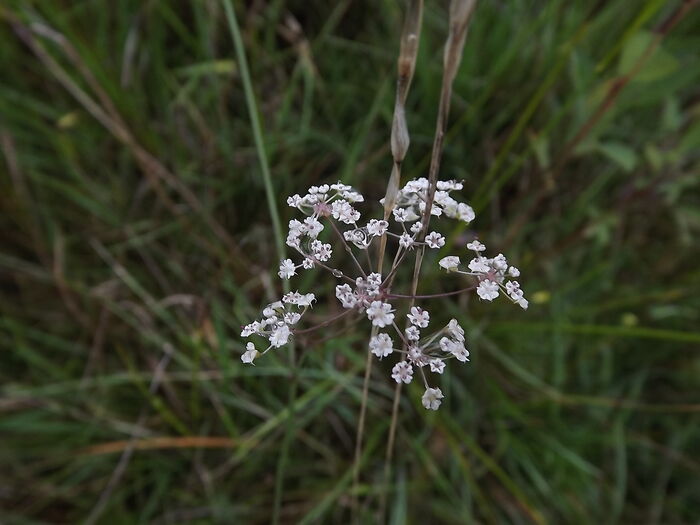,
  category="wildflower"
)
[456,203,475,223]
[278,259,296,279]
[447,319,465,342]
[302,257,314,269]
[425,231,445,249]
[421,387,444,410]
[284,312,301,324]
[410,222,422,234]
[366,219,389,237]
[241,342,257,364]
[492,253,508,271]
[505,281,524,301]
[270,324,291,347]
[429,359,445,374]
[468,257,490,273]
[304,216,324,238]
[393,208,409,222]
[439,256,460,271]
[391,361,413,384]
[517,297,529,310]
[331,199,360,224]
[311,240,332,261]
[370,333,394,358]
[287,194,302,208]
[241,321,260,337]
[477,279,499,301]
[405,326,420,341]
[451,342,470,362]
[399,233,414,249]
[336,284,358,309]
[508,266,520,277]
[466,239,485,252]
[366,301,395,327]
[407,306,430,328]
